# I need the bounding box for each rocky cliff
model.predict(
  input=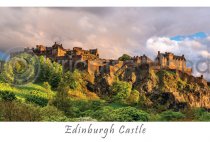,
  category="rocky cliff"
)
[94,64,210,110]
